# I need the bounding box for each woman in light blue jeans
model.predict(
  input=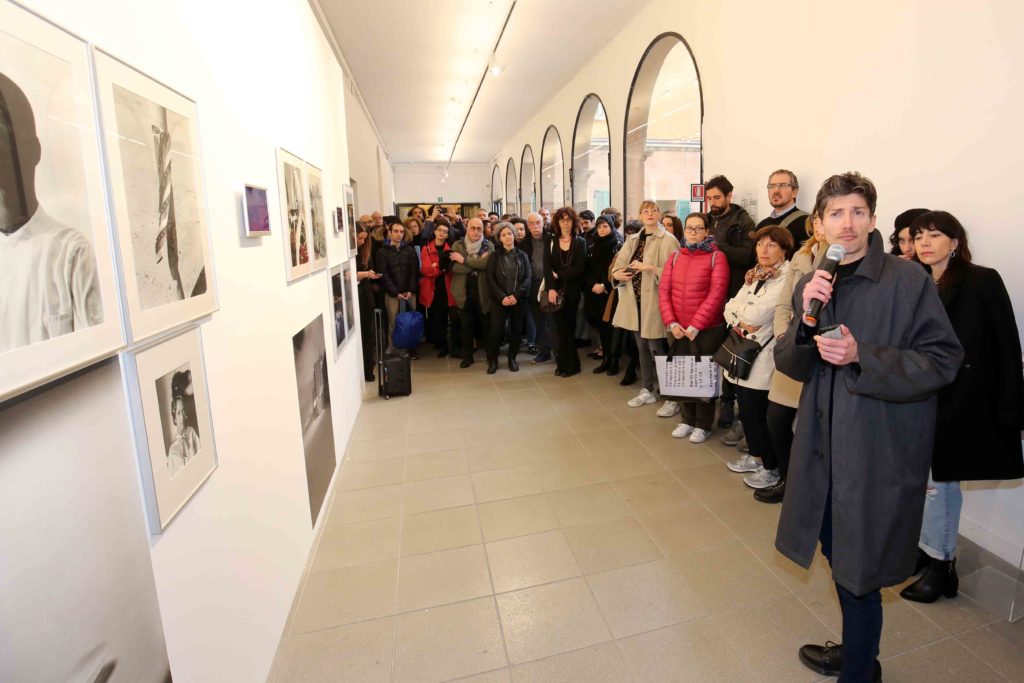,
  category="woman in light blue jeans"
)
[901,211,1024,603]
